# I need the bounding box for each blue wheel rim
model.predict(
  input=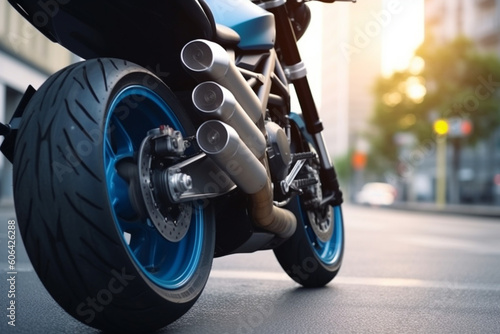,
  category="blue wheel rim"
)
[301,204,344,266]
[104,85,204,289]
